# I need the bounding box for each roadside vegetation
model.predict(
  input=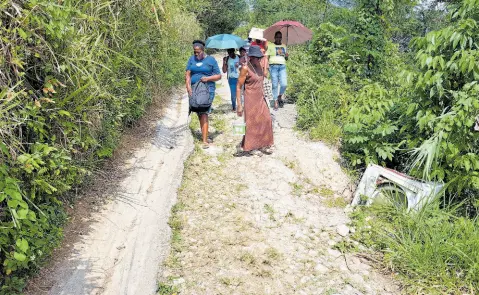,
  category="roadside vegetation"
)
[351,201,479,294]
[0,0,203,293]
